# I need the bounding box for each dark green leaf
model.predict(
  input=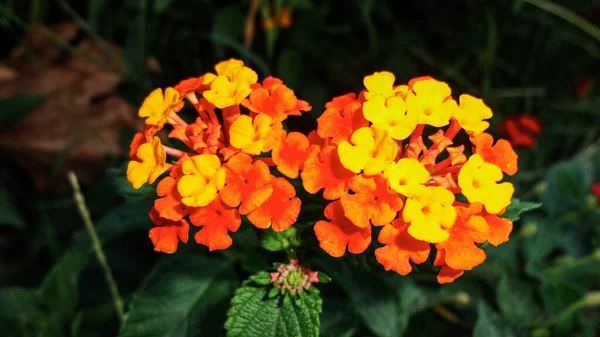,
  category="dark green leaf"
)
[119,255,236,337]
[0,187,25,229]
[473,301,516,337]
[0,95,45,129]
[225,280,322,337]
[503,198,541,222]
[316,258,406,337]
[540,159,593,215]
[0,287,46,337]
[153,0,173,13]
[496,274,543,326]
[319,298,358,337]
[39,245,91,322]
